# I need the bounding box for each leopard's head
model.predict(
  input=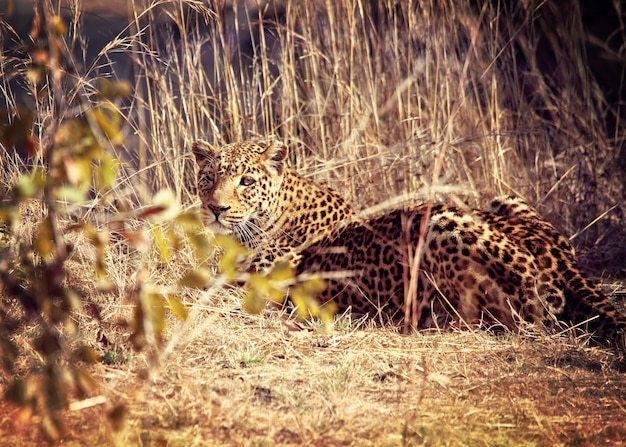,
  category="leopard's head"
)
[192,140,288,238]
